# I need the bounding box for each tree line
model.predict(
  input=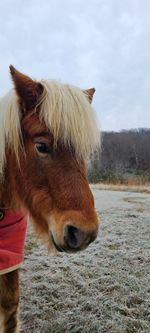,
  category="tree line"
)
[88,128,150,184]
